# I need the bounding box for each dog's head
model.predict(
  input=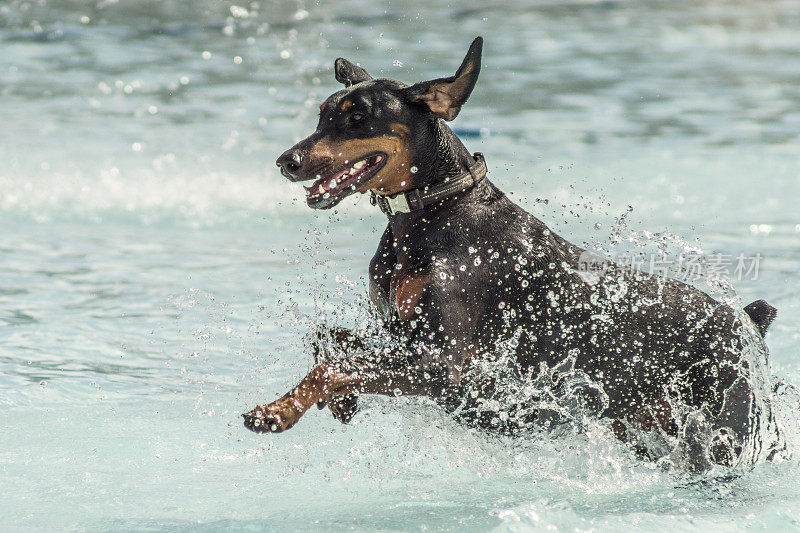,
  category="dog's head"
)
[276,37,483,209]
